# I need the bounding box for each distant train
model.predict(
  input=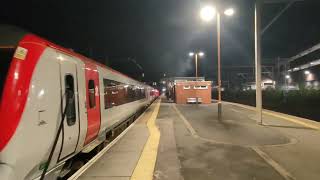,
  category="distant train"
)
[0,25,159,180]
